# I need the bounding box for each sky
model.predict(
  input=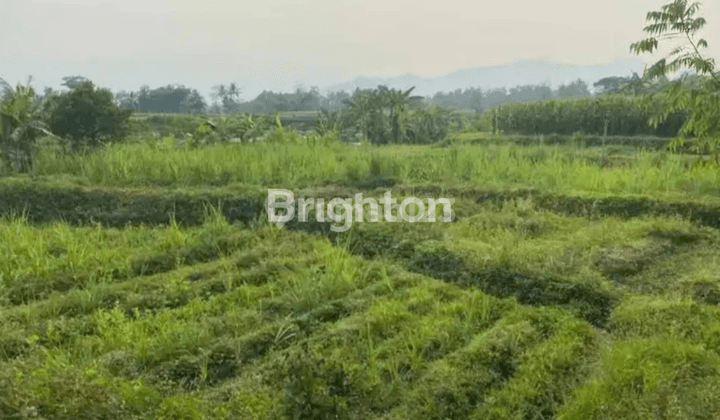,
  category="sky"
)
[1,0,718,99]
